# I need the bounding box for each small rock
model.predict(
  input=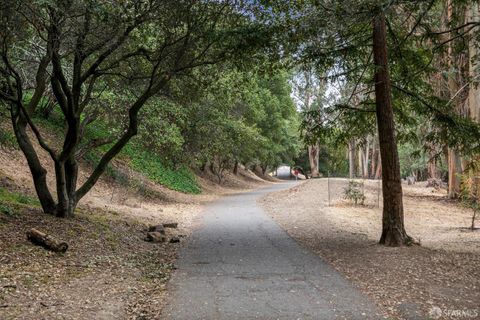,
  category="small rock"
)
[163,222,178,229]
[144,232,166,243]
[169,237,180,243]
[148,225,165,234]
